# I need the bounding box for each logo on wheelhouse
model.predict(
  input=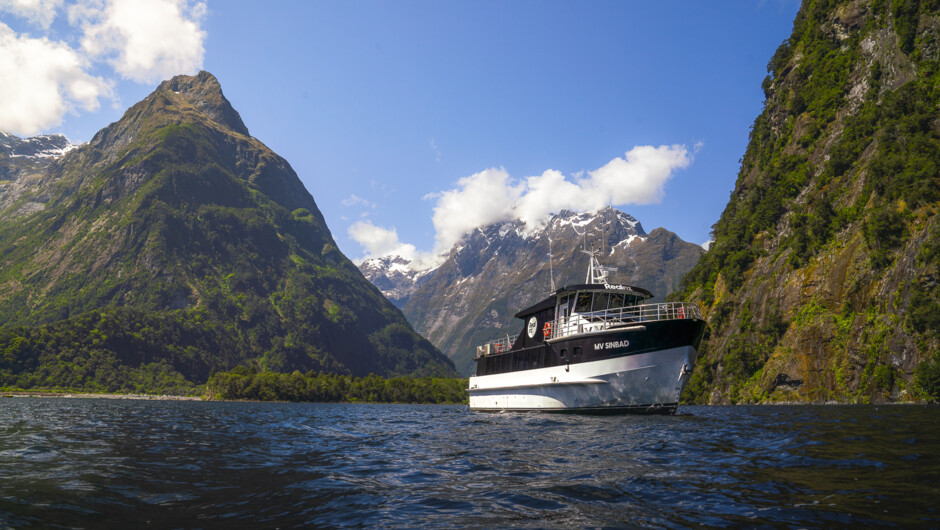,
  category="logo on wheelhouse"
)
[595,340,630,350]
